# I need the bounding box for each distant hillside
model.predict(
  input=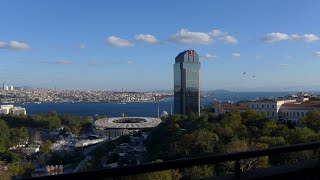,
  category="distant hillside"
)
[204,89,232,94]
